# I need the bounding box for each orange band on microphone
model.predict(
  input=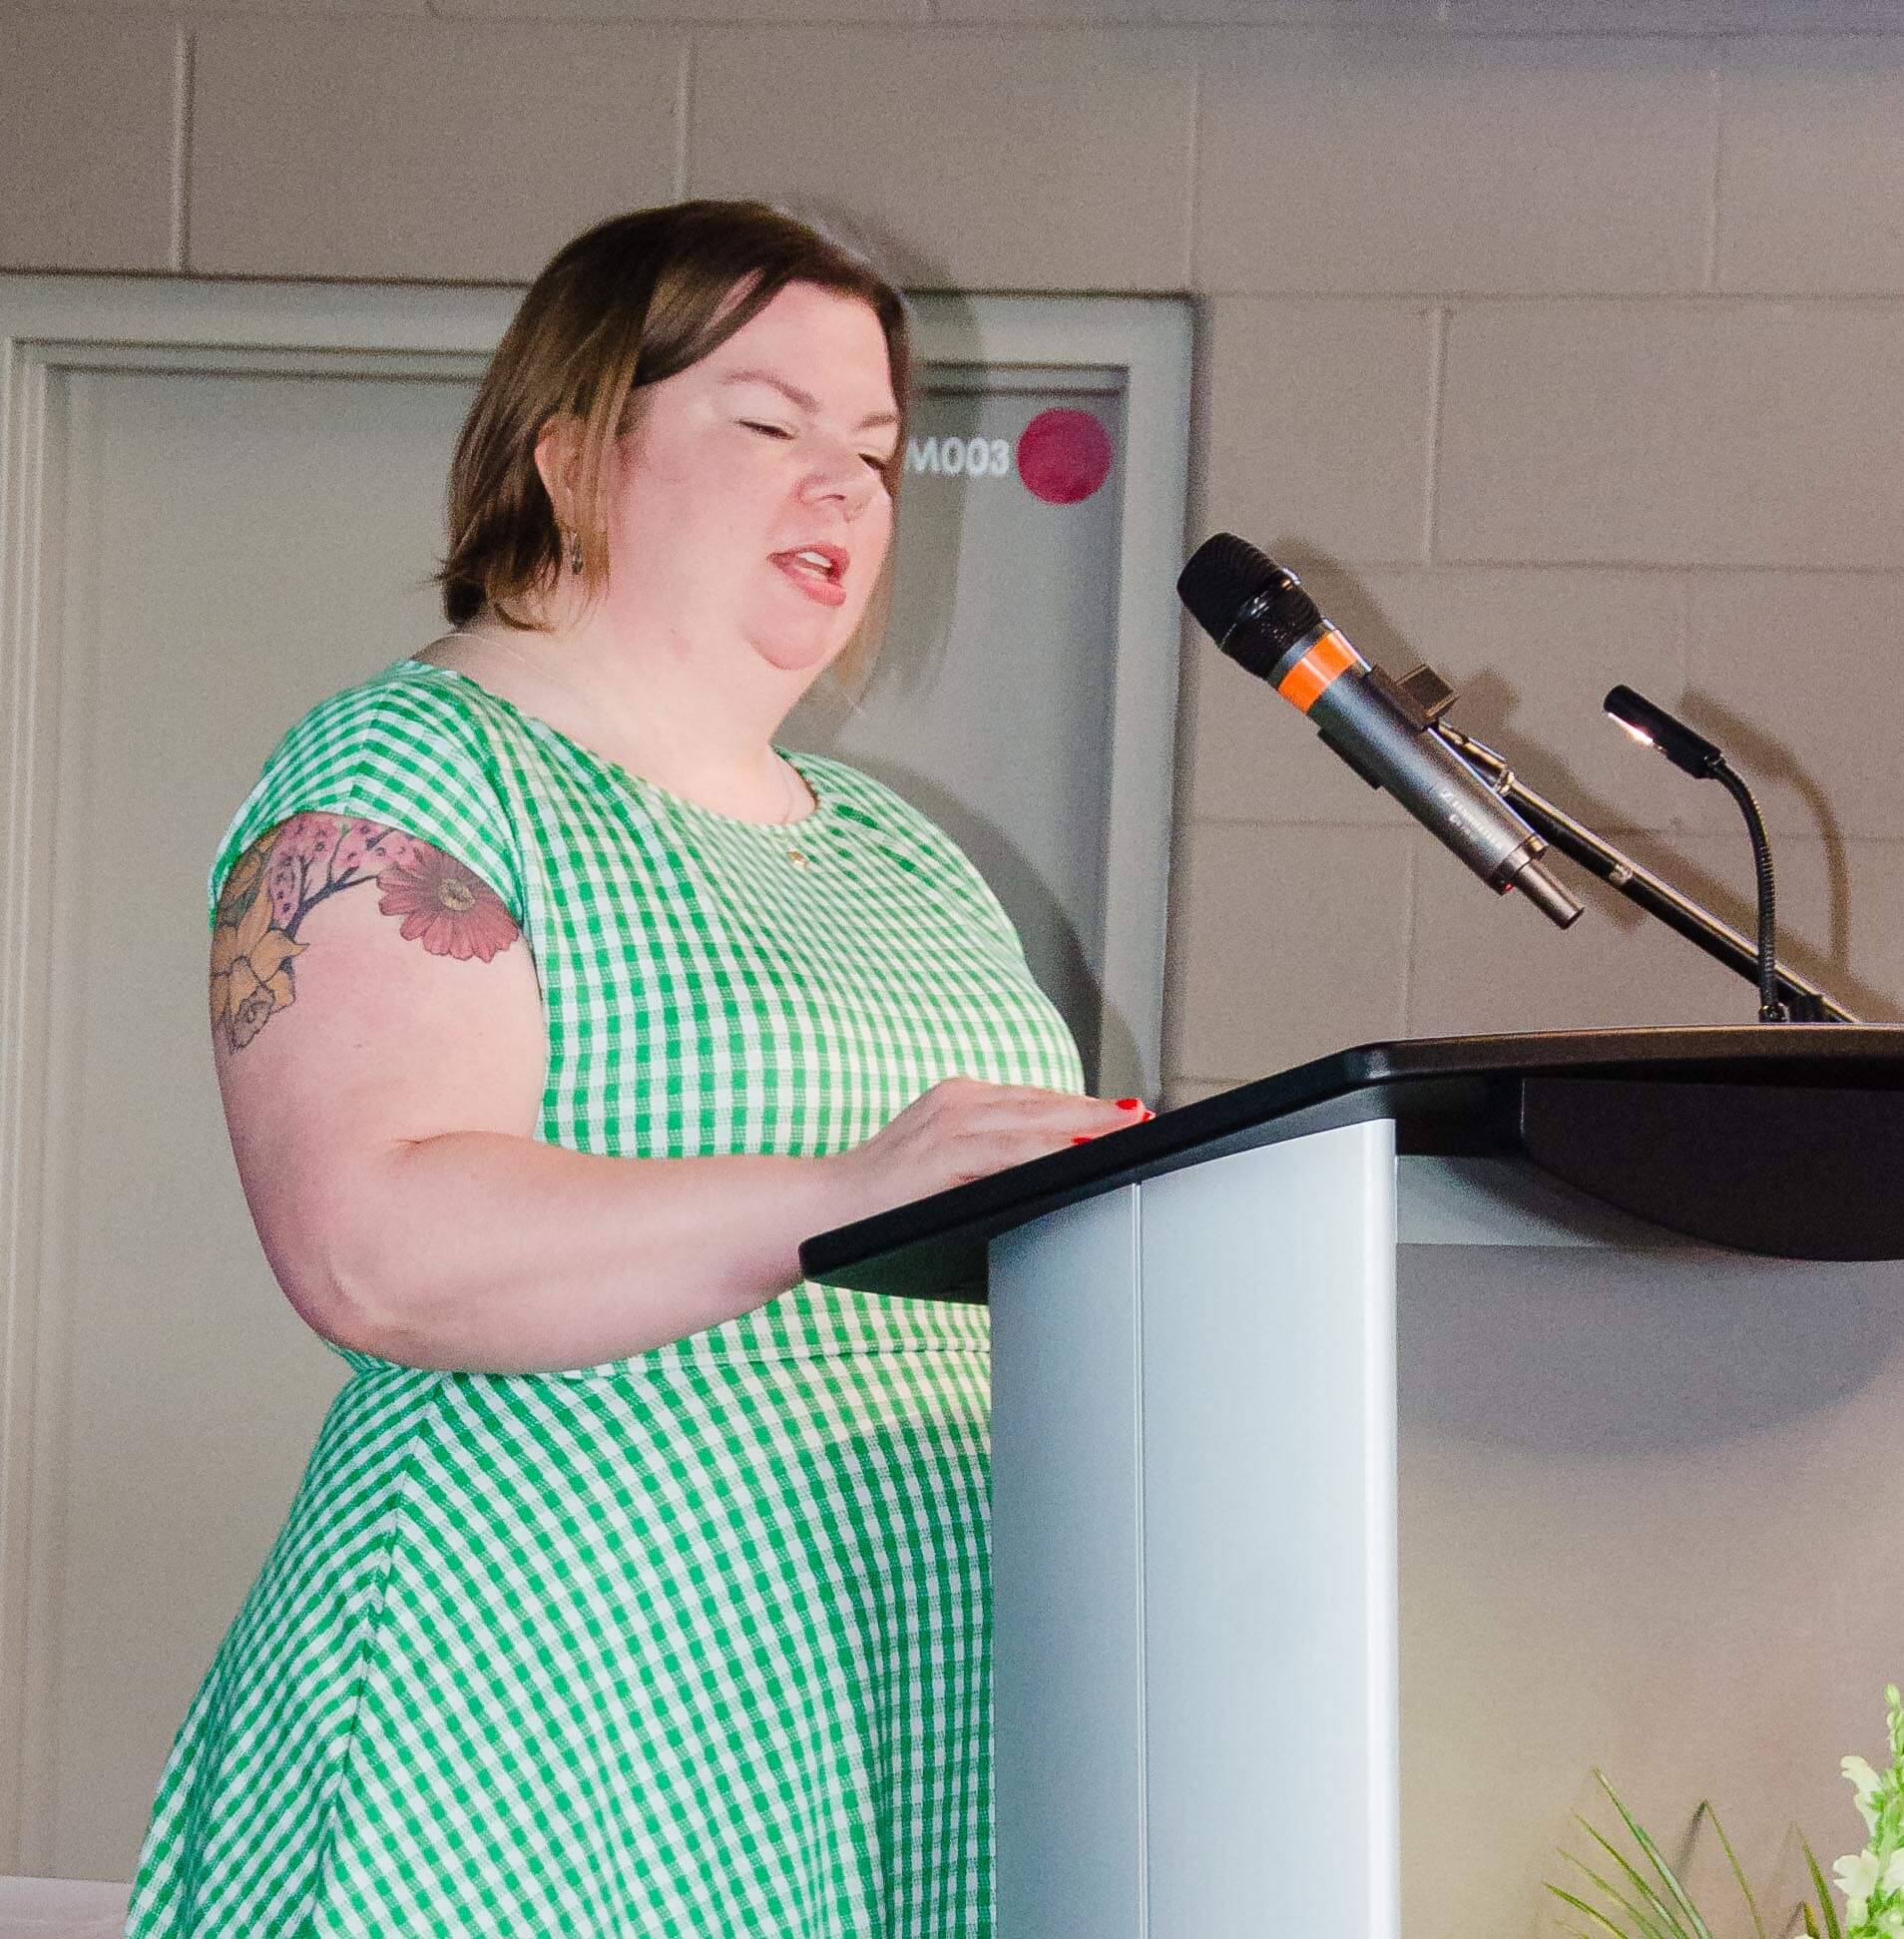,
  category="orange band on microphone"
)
[1275,629,1362,714]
